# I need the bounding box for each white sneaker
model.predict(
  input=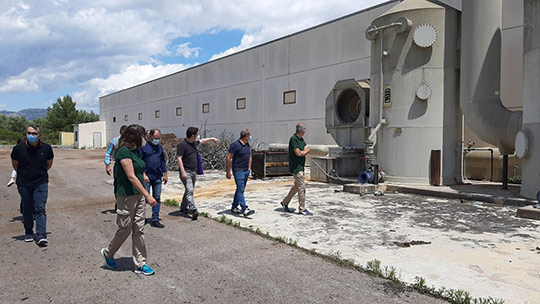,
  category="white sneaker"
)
[243,208,255,217]
[7,177,15,187]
